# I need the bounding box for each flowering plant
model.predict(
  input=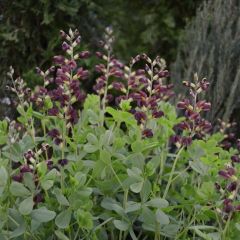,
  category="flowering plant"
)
[0,29,240,240]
